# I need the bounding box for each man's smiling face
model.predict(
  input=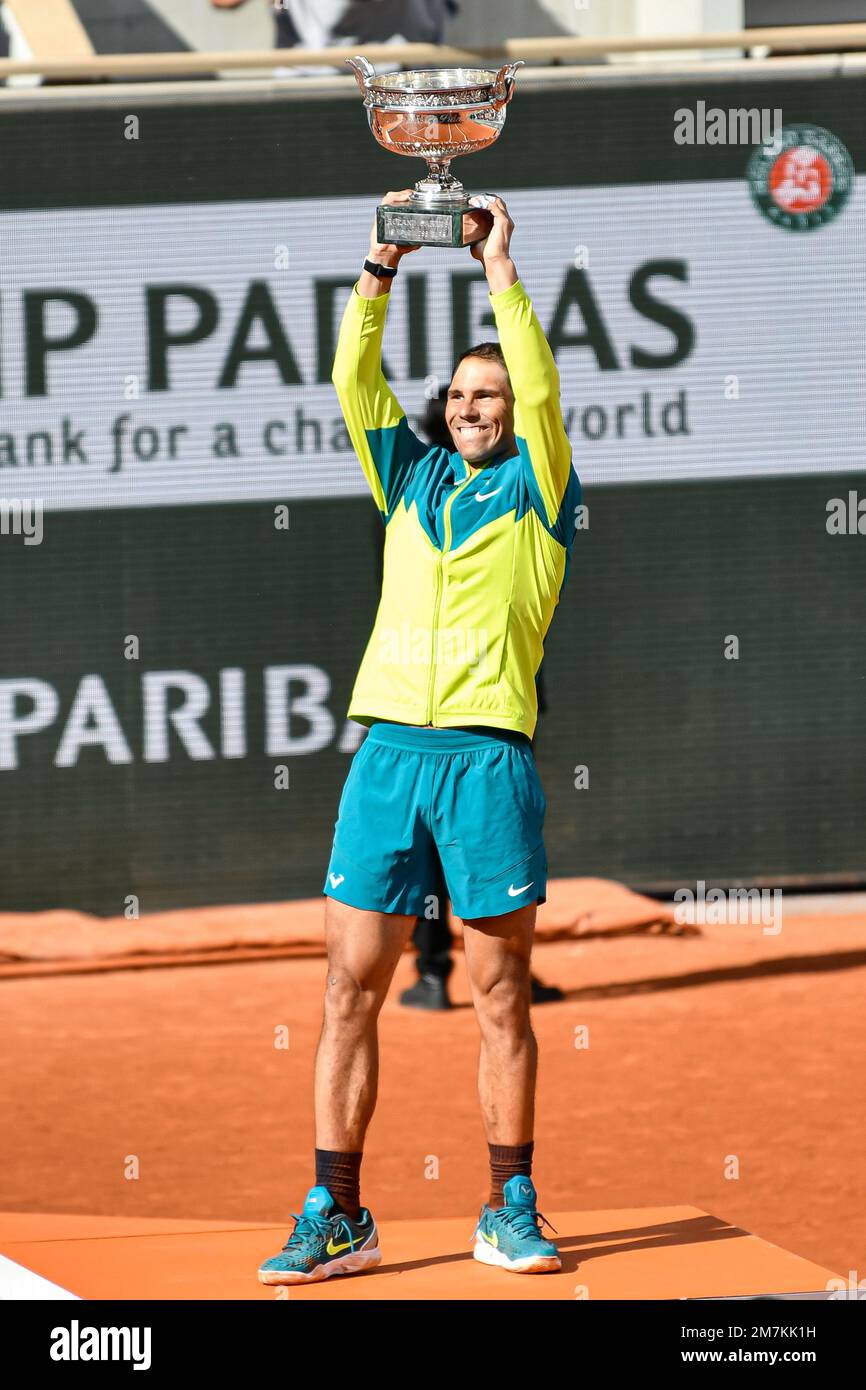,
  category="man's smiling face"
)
[446,356,515,466]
